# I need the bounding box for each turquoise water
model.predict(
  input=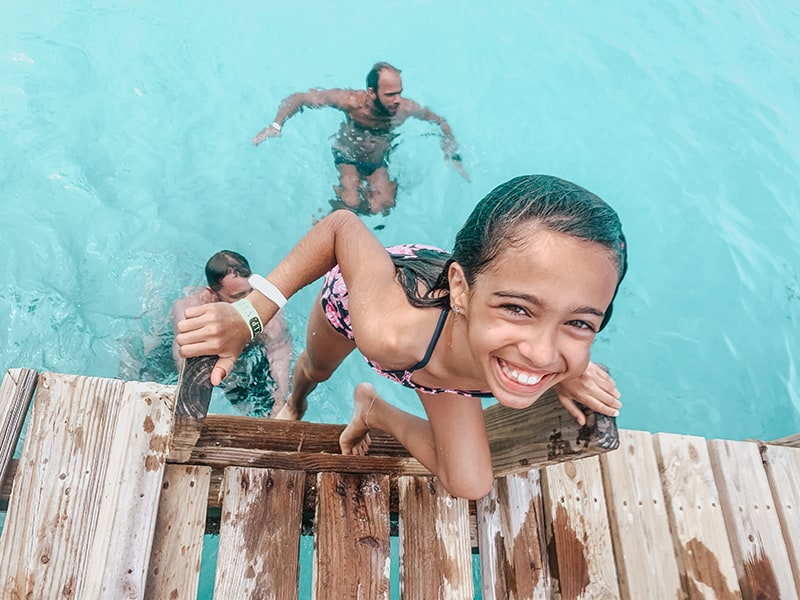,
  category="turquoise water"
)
[2,1,800,596]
